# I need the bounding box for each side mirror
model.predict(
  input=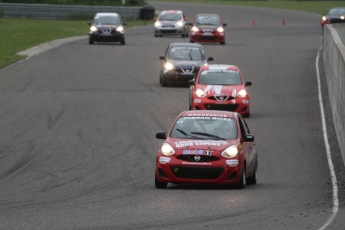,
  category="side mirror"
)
[123,22,127,26]
[223,23,227,26]
[207,57,214,61]
[245,81,252,86]
[156,131,167,139]
[188,80,195,85]
[87,22,92,25]
[184,17,188,21]
[244,134,254,142]
[189,22,193,26]
[159,56,165,60]
[154,17,157,21]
